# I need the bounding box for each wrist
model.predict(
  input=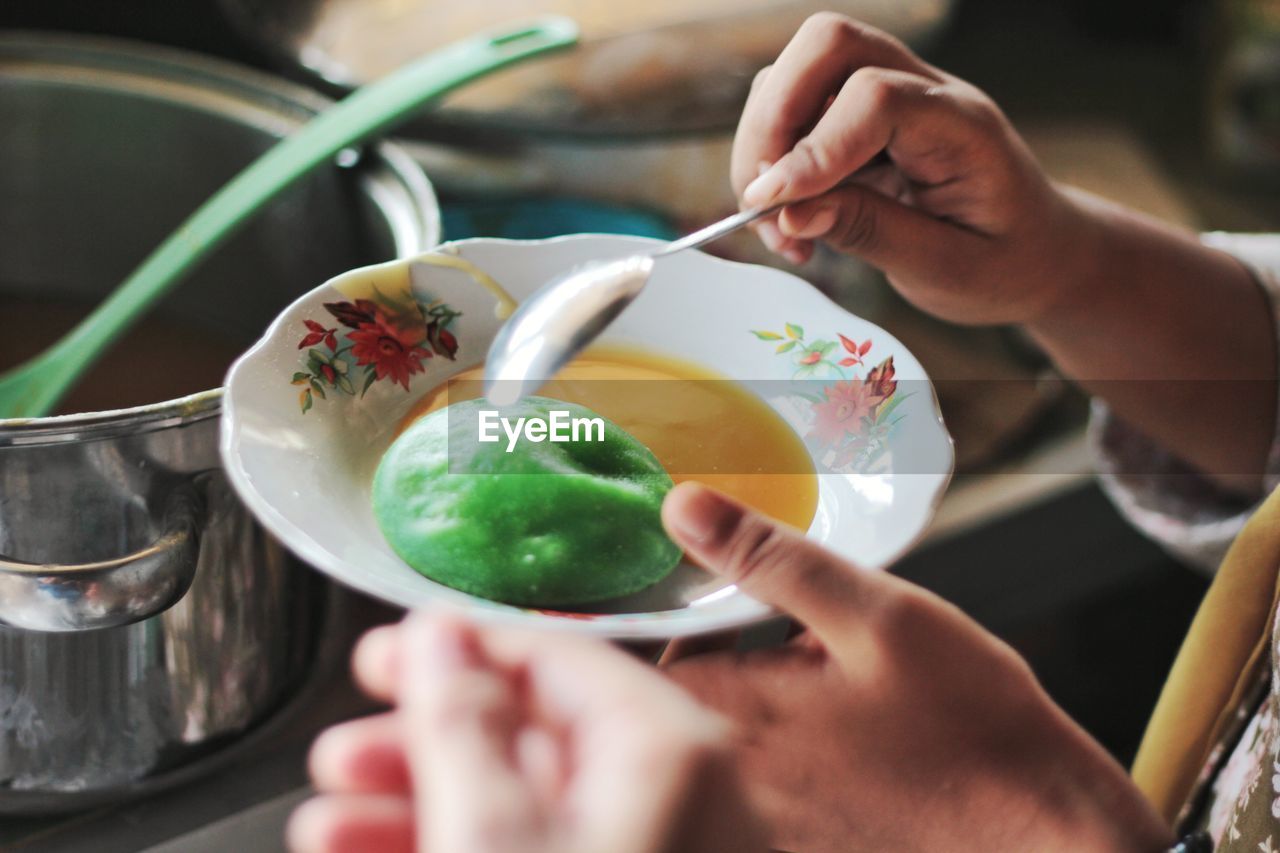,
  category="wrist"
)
[991,697,1174,853]
[1021,183,1118,334]
[1022,775,1173,853]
